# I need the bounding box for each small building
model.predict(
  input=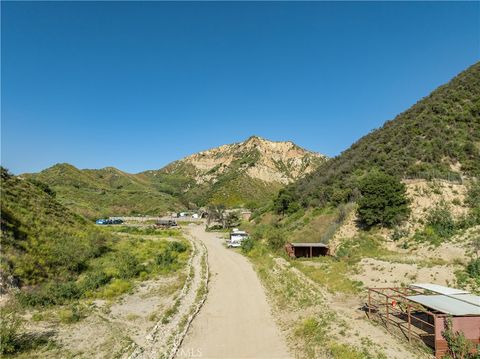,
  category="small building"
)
[285,242,330,258]
[367,283,480,358]
[241,211,252,221]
